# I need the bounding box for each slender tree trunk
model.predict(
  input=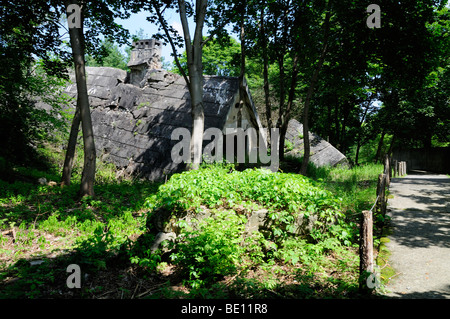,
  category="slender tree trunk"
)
[276,53,287,161]
[300,9,331,175]
[387,134,396,157]
[276,5,289,162]
[178,0,207,169]
[355,104,370,166]
[355,142,362,166]
[334,99,340,148]
[239,0,246,95]
[61,105,81,186]
[154,0,207,170]
[279,53,300,162]
[260,2,272,146]
[65,0,96,197]
[340,101,351,153]
[374,130,386,163]
[327,103,332,142]
[189,70,205,169]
